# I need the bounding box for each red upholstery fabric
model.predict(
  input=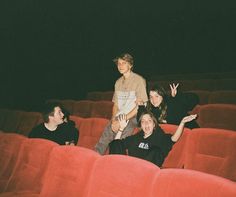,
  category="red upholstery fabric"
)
[0,134,26,192]
[73,100,93,118]
[77,118,109,150]
[40,146,100,197]
[17,112,42,136]
[1,111,23,133]
[208,90,236,104]
[90,101,113,119]
[60,99,75,114]
[197,104,236,130]
[70,115,85,129]
[153,169,236,197]
[3,139,58,194]
[160,124,191,168]
[184,128,236,181]
[86,155,160,197]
